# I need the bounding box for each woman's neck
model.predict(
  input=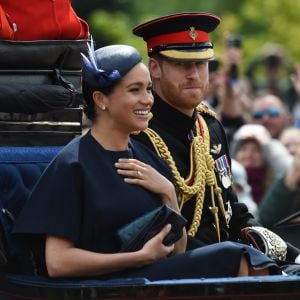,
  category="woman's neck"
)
[90,125,129,151]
